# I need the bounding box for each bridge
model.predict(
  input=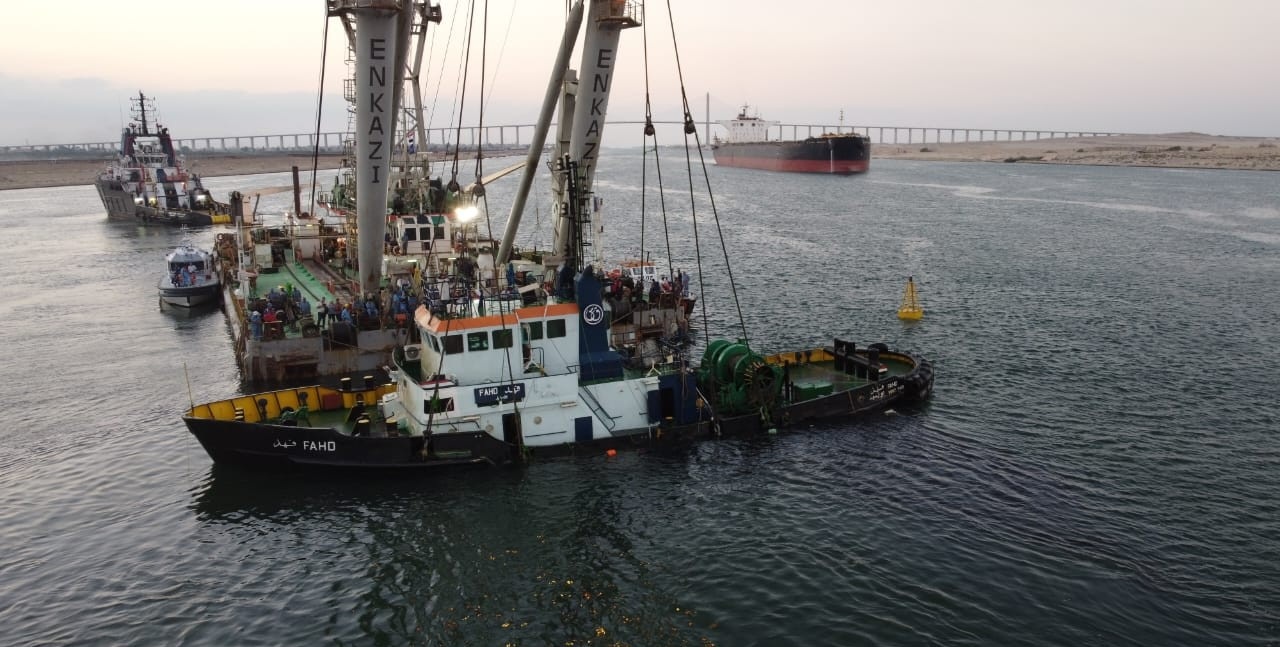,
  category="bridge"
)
[0,121,1131,156]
